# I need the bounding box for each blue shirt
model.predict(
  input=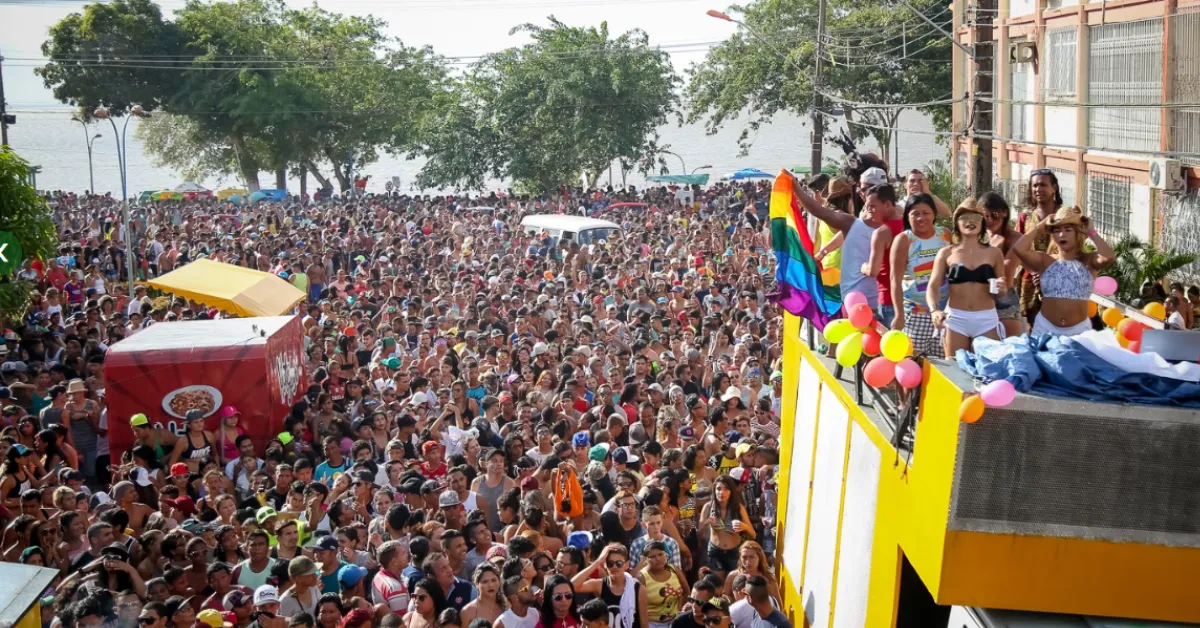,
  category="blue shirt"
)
[314,460,347,485]
[444,578,477,611]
